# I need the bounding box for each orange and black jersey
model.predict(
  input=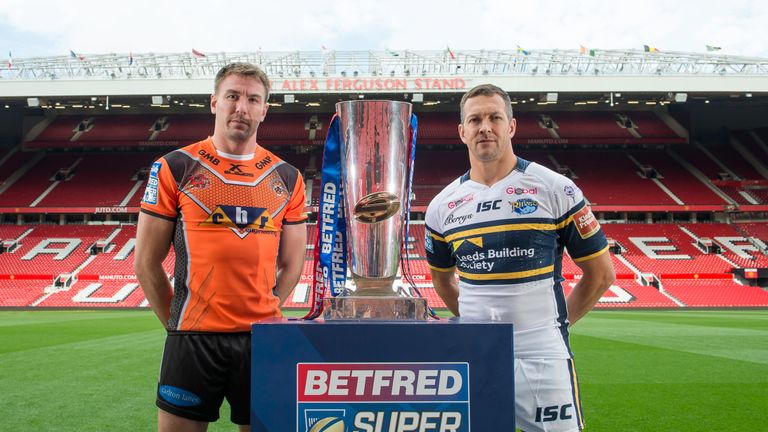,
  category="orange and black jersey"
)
[141,138,307,332]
